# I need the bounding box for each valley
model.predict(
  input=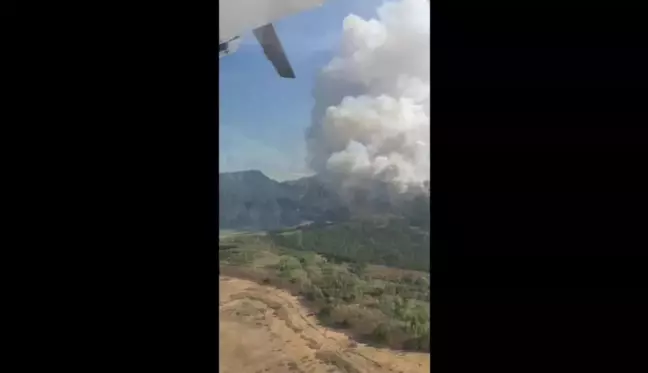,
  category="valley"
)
[219,170,430,372]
